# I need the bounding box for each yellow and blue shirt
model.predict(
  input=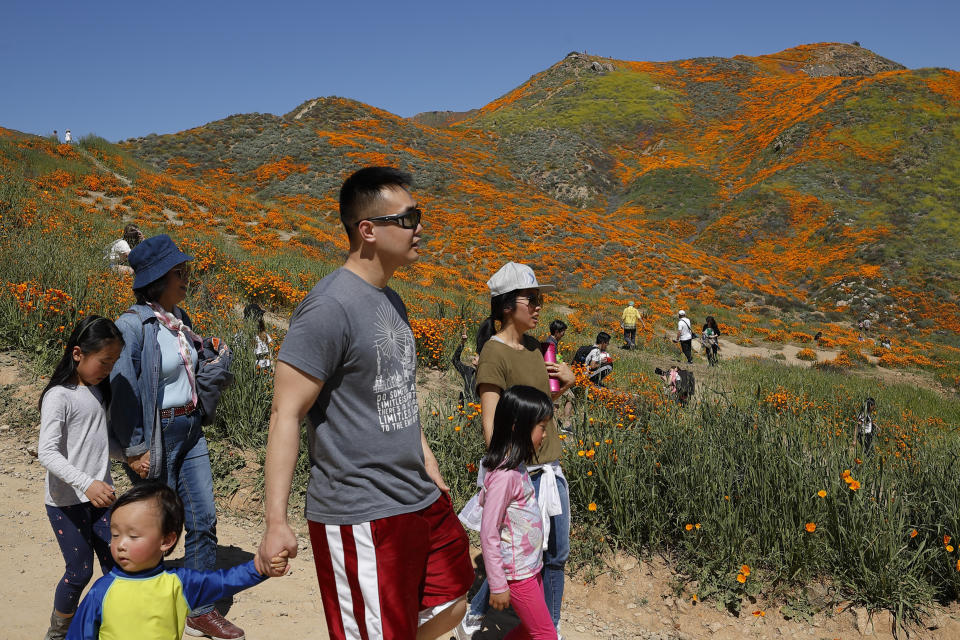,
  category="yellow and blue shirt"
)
[67,560,266,640]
